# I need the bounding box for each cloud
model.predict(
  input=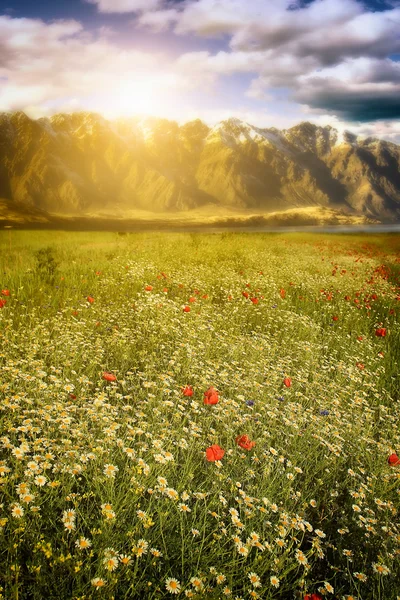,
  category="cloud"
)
[0,15,198,117]
[132,0,400,123]
[85,0,165,13]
